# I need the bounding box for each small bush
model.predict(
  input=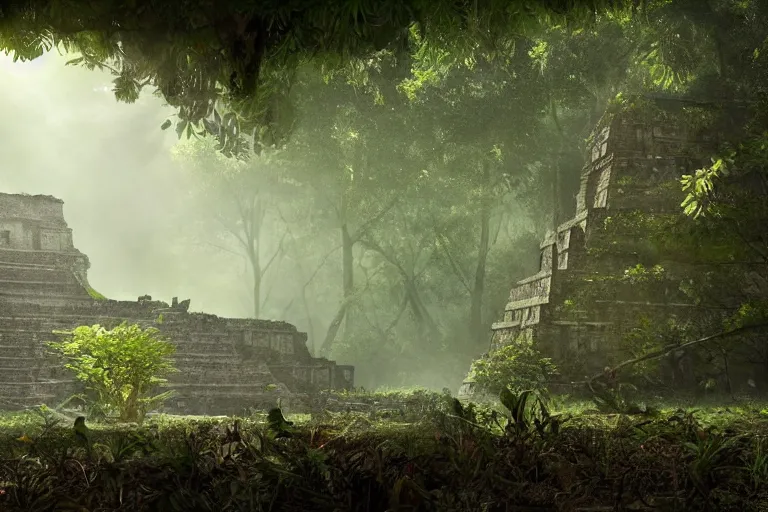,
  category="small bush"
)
[49,323,177,423]
[470,339,558,396]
